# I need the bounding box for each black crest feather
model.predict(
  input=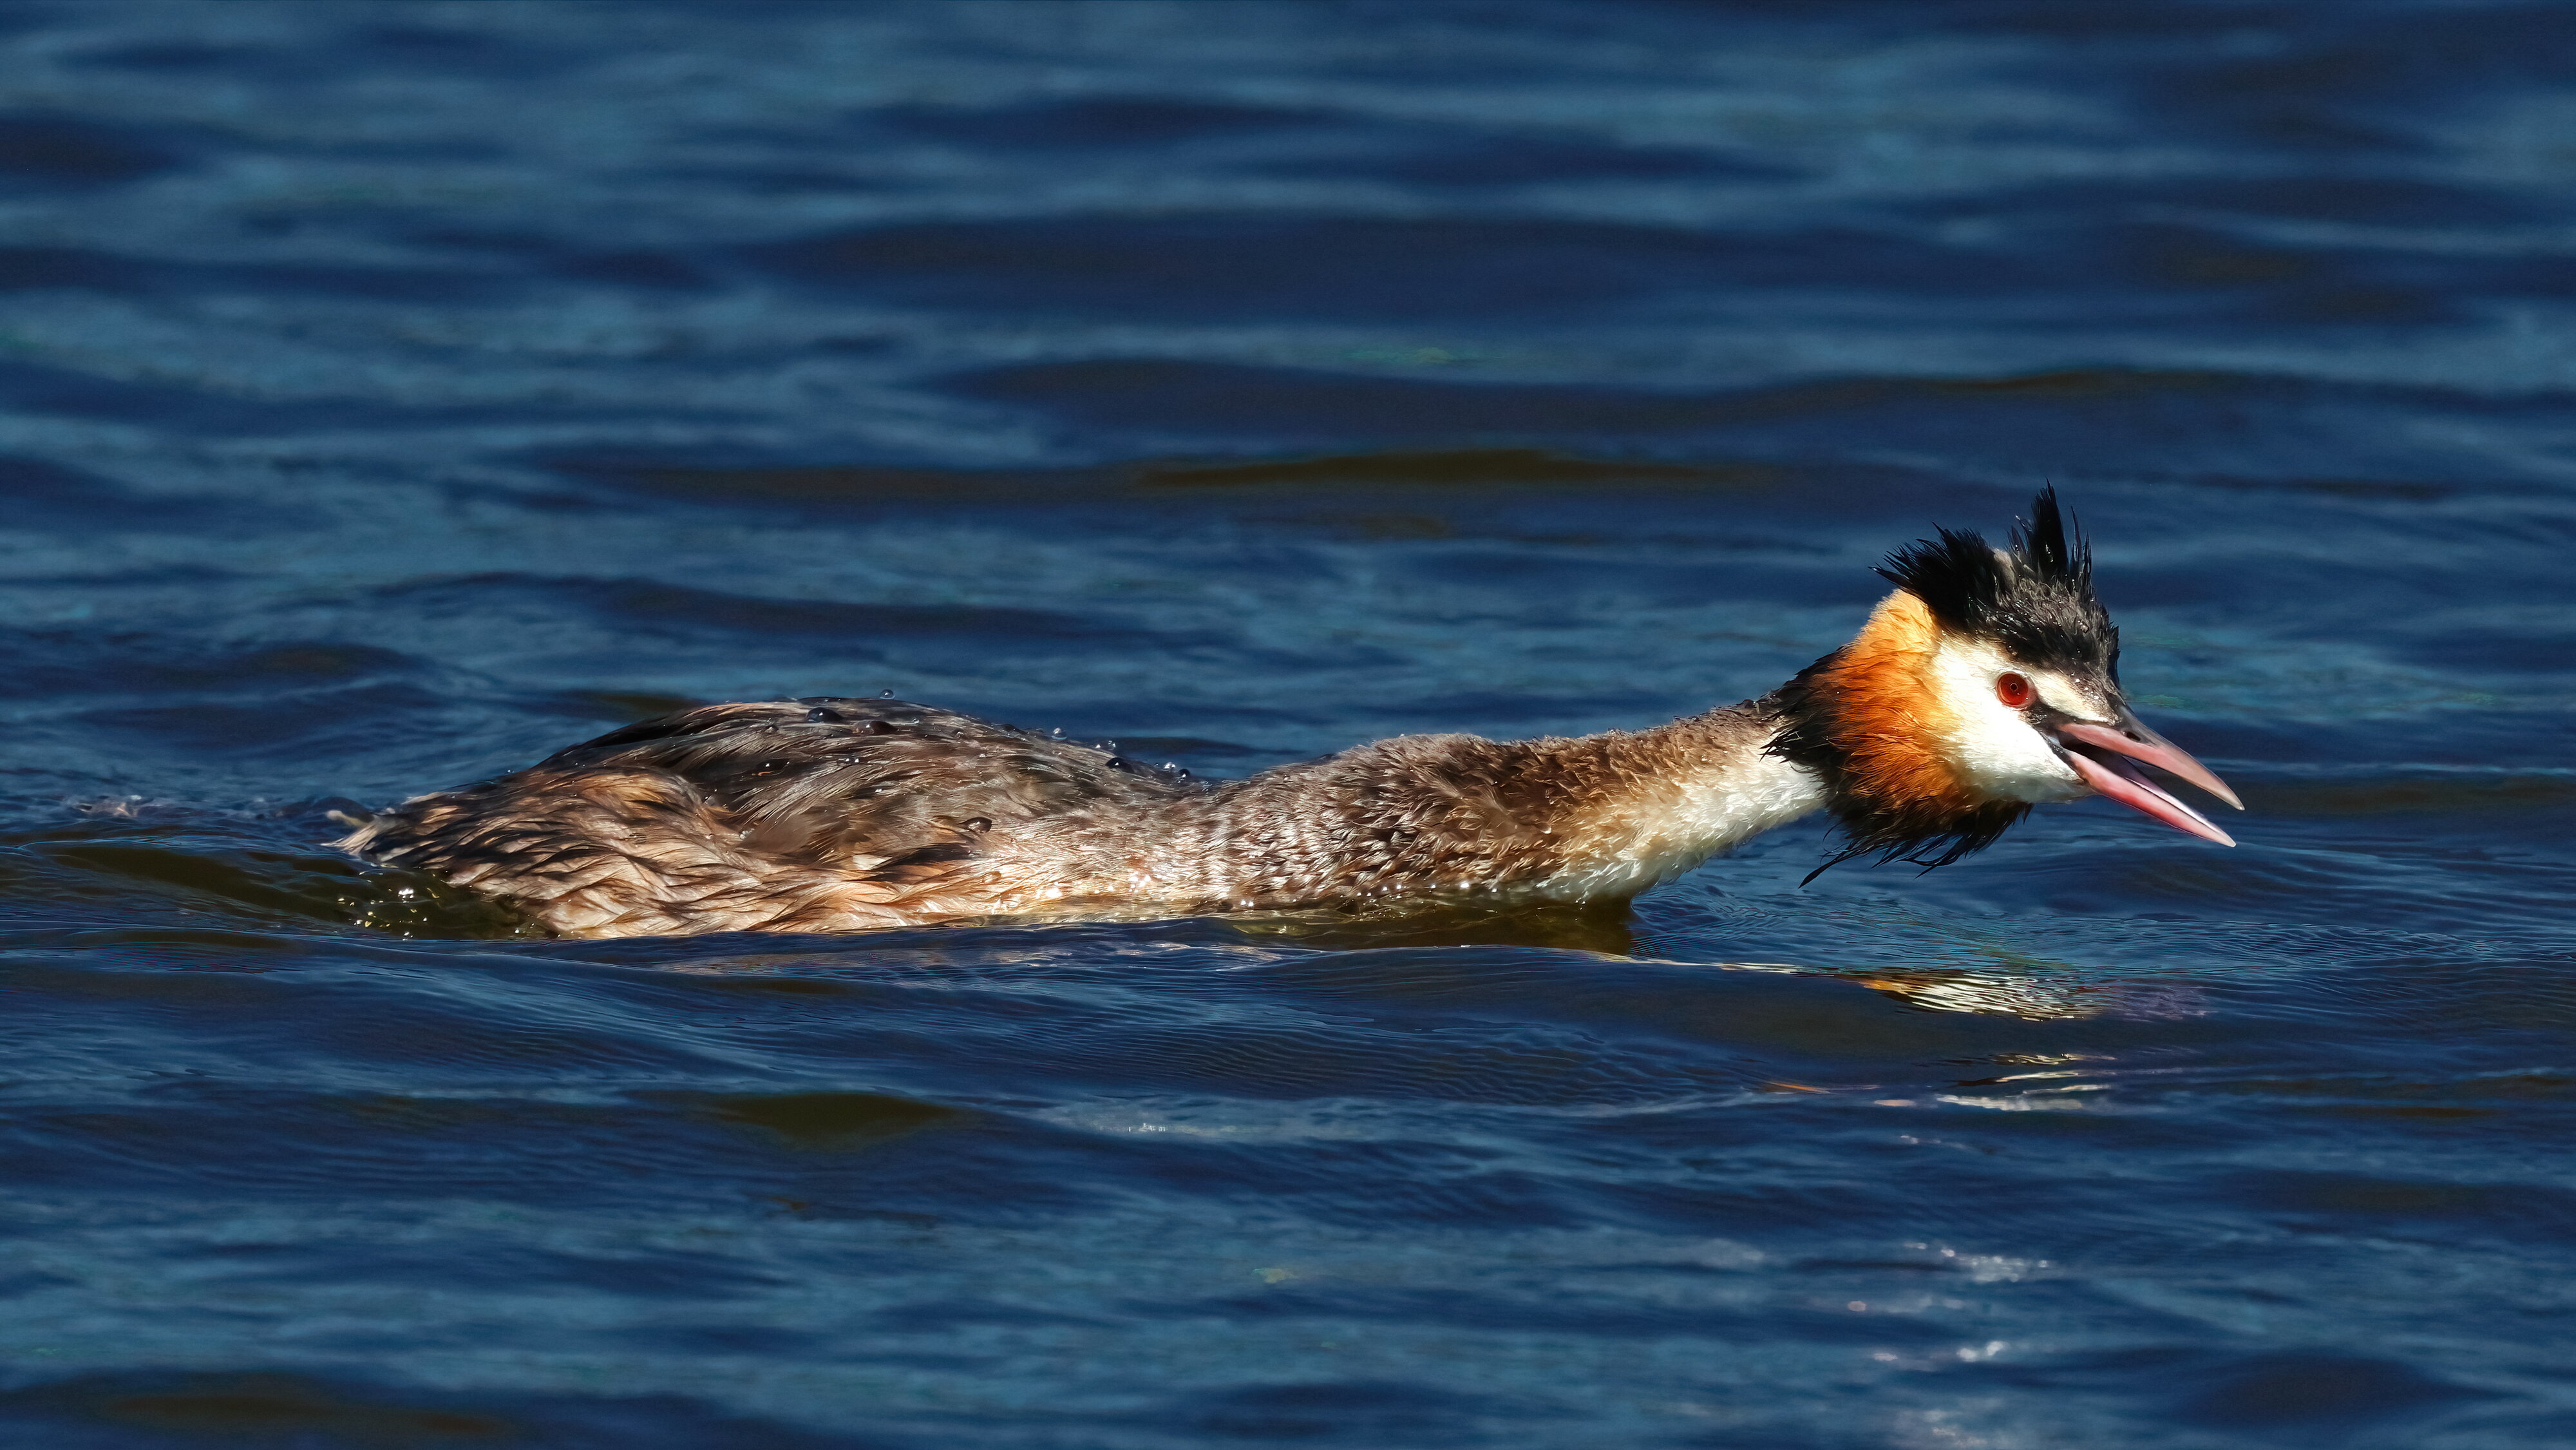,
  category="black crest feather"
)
[1875,487,2117,676]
